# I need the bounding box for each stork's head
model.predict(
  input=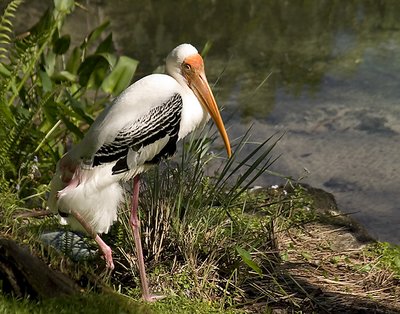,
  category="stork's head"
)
[166,44,231,157]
